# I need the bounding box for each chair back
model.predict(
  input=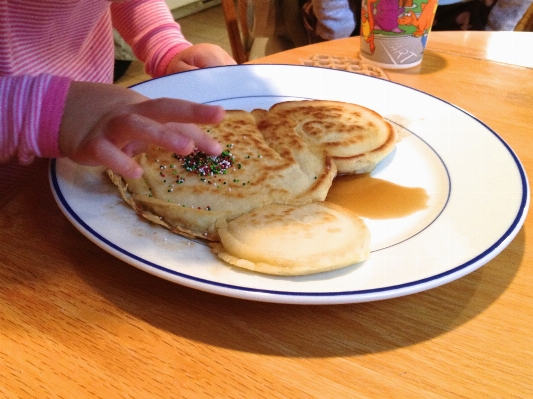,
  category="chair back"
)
[221,0,250,63]
[516,3,533,31]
